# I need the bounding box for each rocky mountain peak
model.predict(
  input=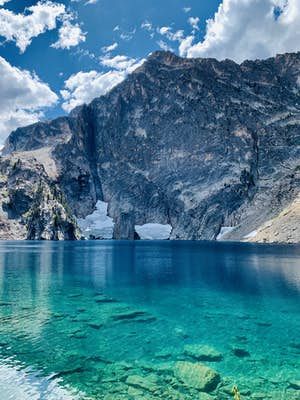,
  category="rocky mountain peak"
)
[1,51,300,242]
